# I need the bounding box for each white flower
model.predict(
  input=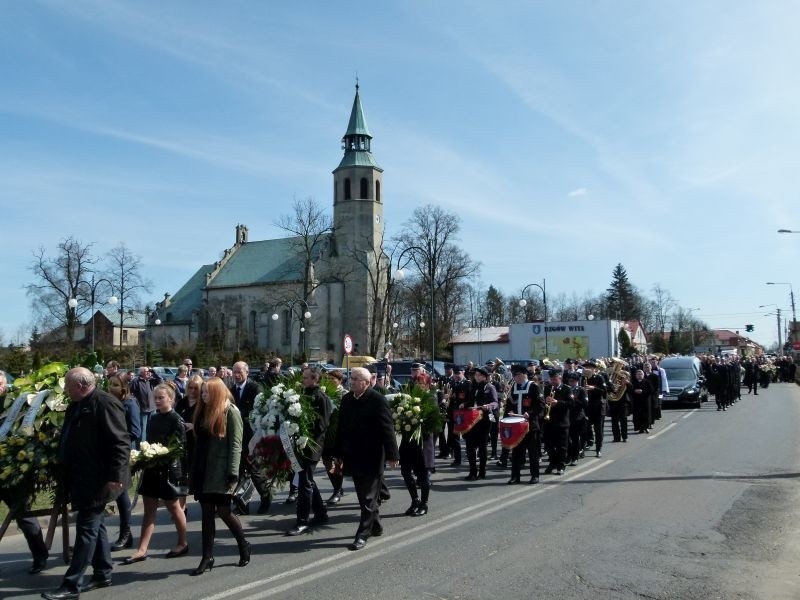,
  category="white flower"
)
[296,436,309,449]
[287,403,302,417]
[287,422,300,436]
[405,410,413,418]
[412,406,421,413]
[404,424,412,432]
[412,418,419,424]
[271,385,283,396]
